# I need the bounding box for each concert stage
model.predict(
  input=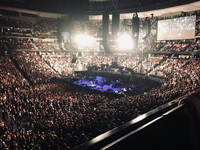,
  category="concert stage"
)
[73,76,128,94]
